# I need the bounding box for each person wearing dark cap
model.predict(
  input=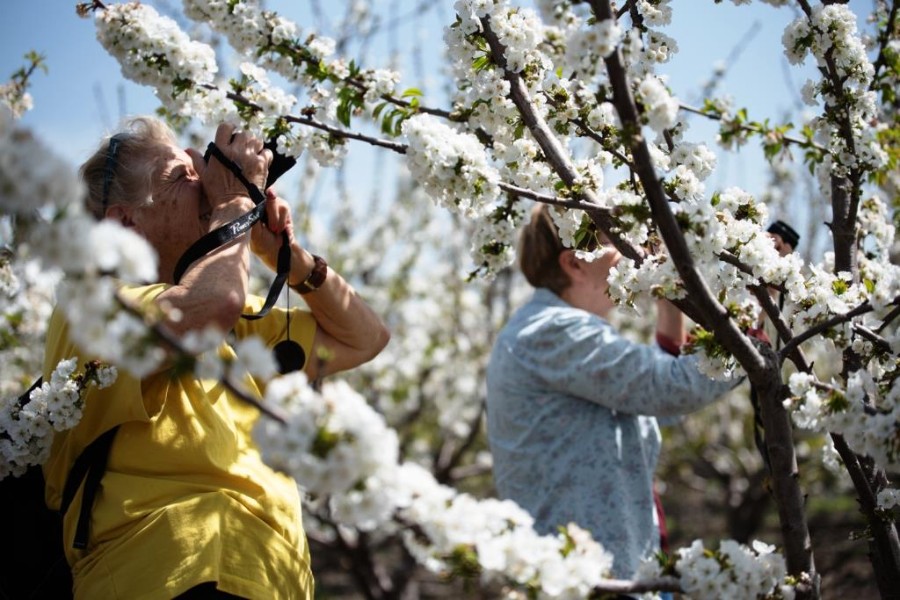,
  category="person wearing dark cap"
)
[767,220,800,257]
[753,219,801,347]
